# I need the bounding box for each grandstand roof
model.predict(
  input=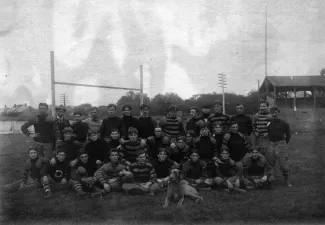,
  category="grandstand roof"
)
[260,75,325,92]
